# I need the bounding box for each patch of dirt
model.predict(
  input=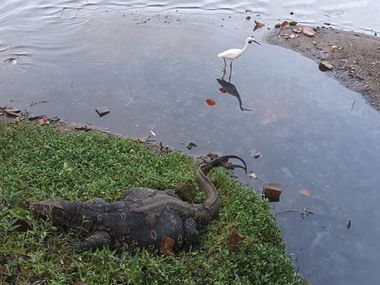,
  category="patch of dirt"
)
[266,25,380,111]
